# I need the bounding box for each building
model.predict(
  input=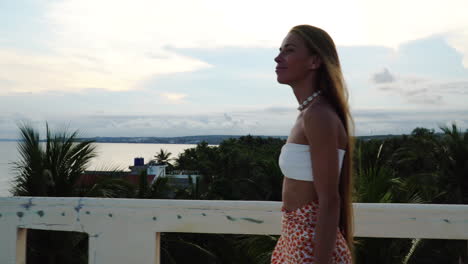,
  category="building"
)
[79,157,200,190]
